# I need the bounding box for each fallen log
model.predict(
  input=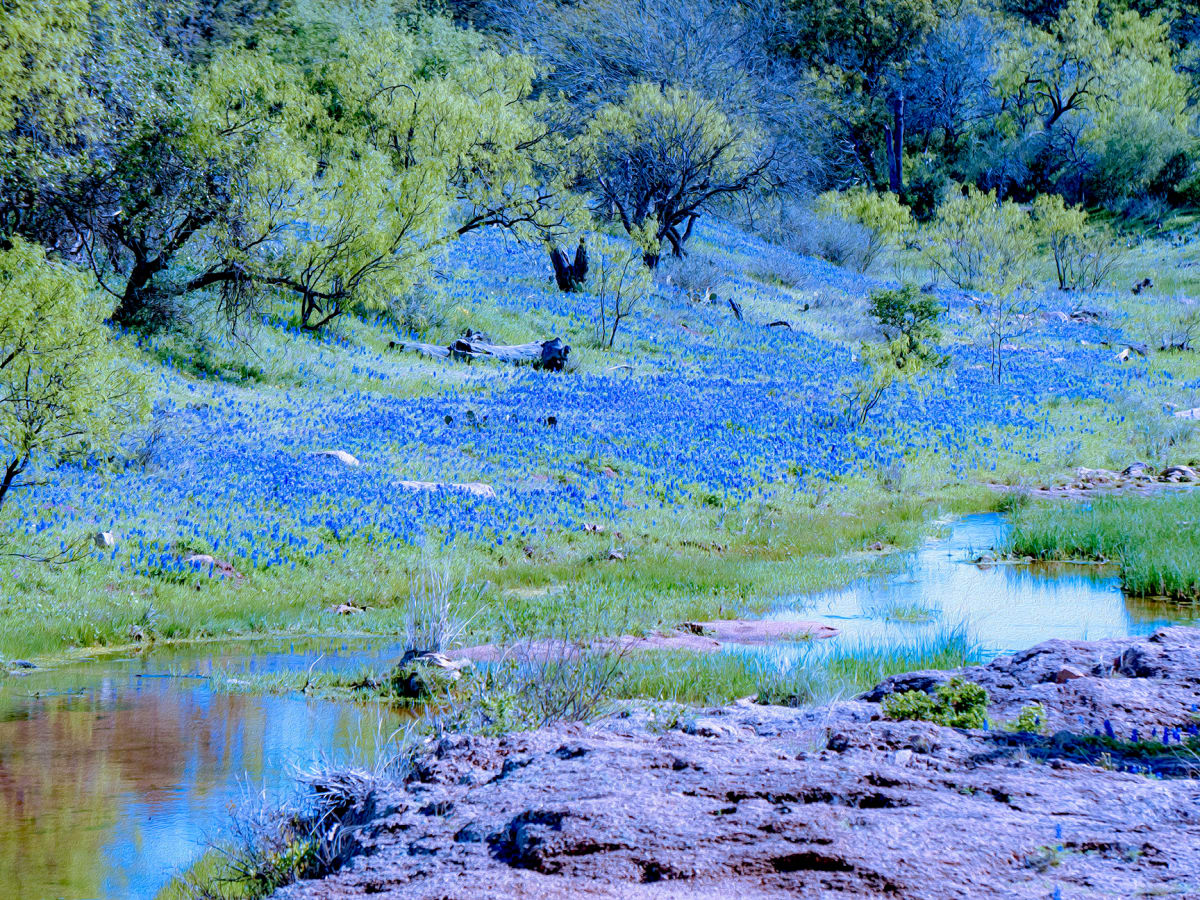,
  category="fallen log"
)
[391,336,570,370]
